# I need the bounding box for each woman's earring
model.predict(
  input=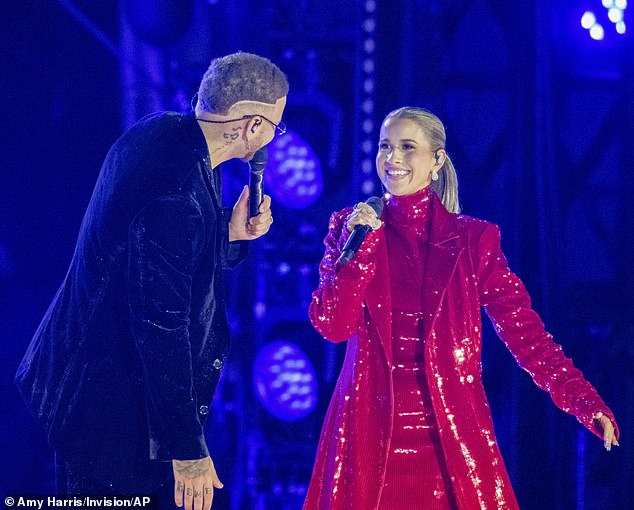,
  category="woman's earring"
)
[431,170,439,181]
